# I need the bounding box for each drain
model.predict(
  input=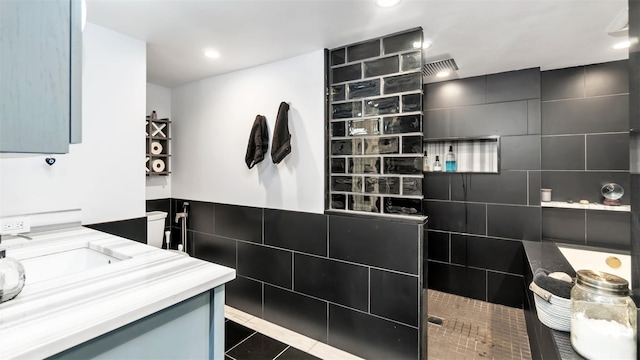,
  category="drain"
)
[427,315,444,326]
